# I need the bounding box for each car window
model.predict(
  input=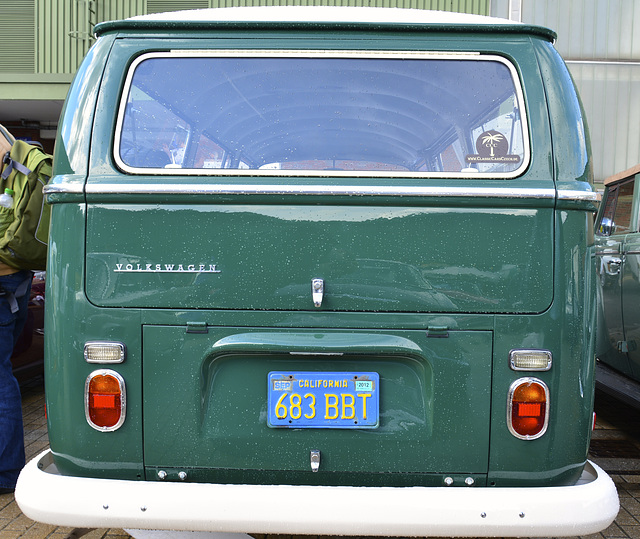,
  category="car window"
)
[114,51,529,178]
[598,179,636,236]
